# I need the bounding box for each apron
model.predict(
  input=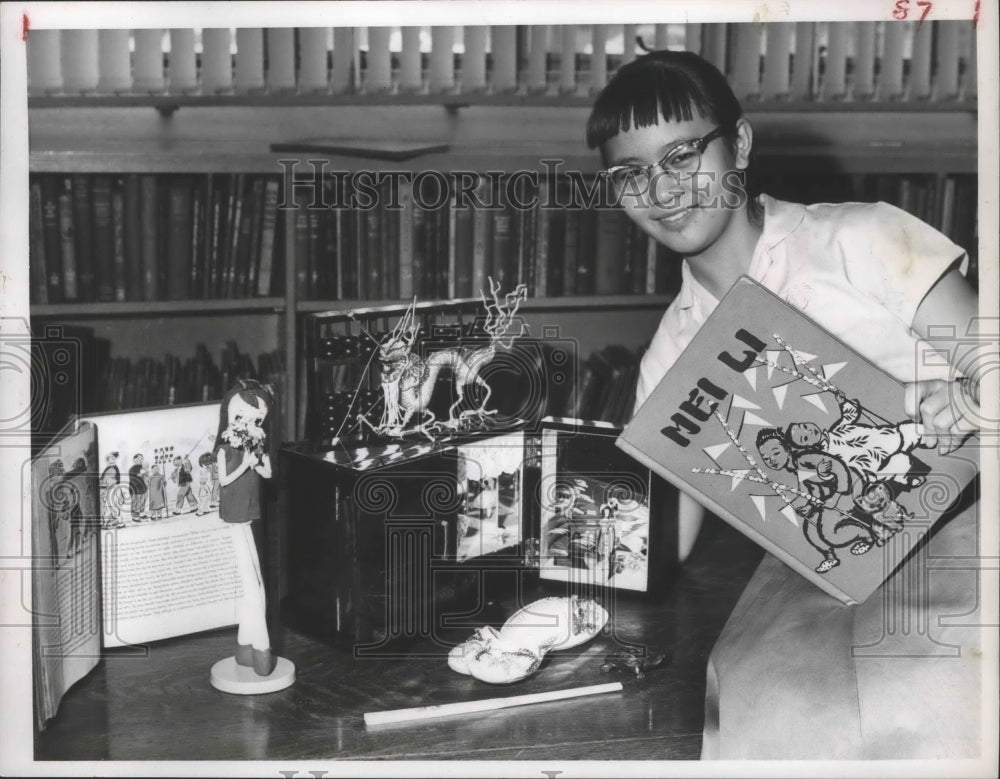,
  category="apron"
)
[701,481,982,759]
